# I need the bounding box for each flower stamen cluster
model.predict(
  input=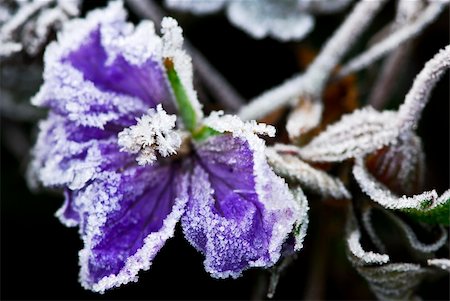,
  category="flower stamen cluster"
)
[117,104,181,166]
